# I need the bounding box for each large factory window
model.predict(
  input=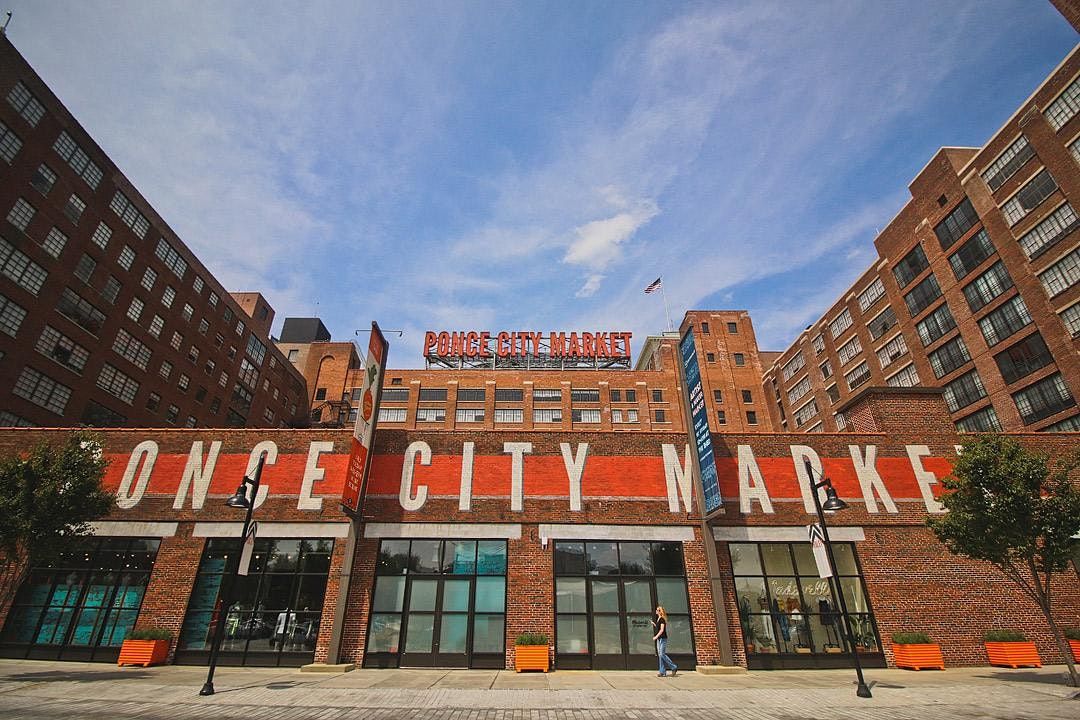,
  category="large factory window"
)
[0,537,159,663]
[730,542,884,670]
[176,538,332,667]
